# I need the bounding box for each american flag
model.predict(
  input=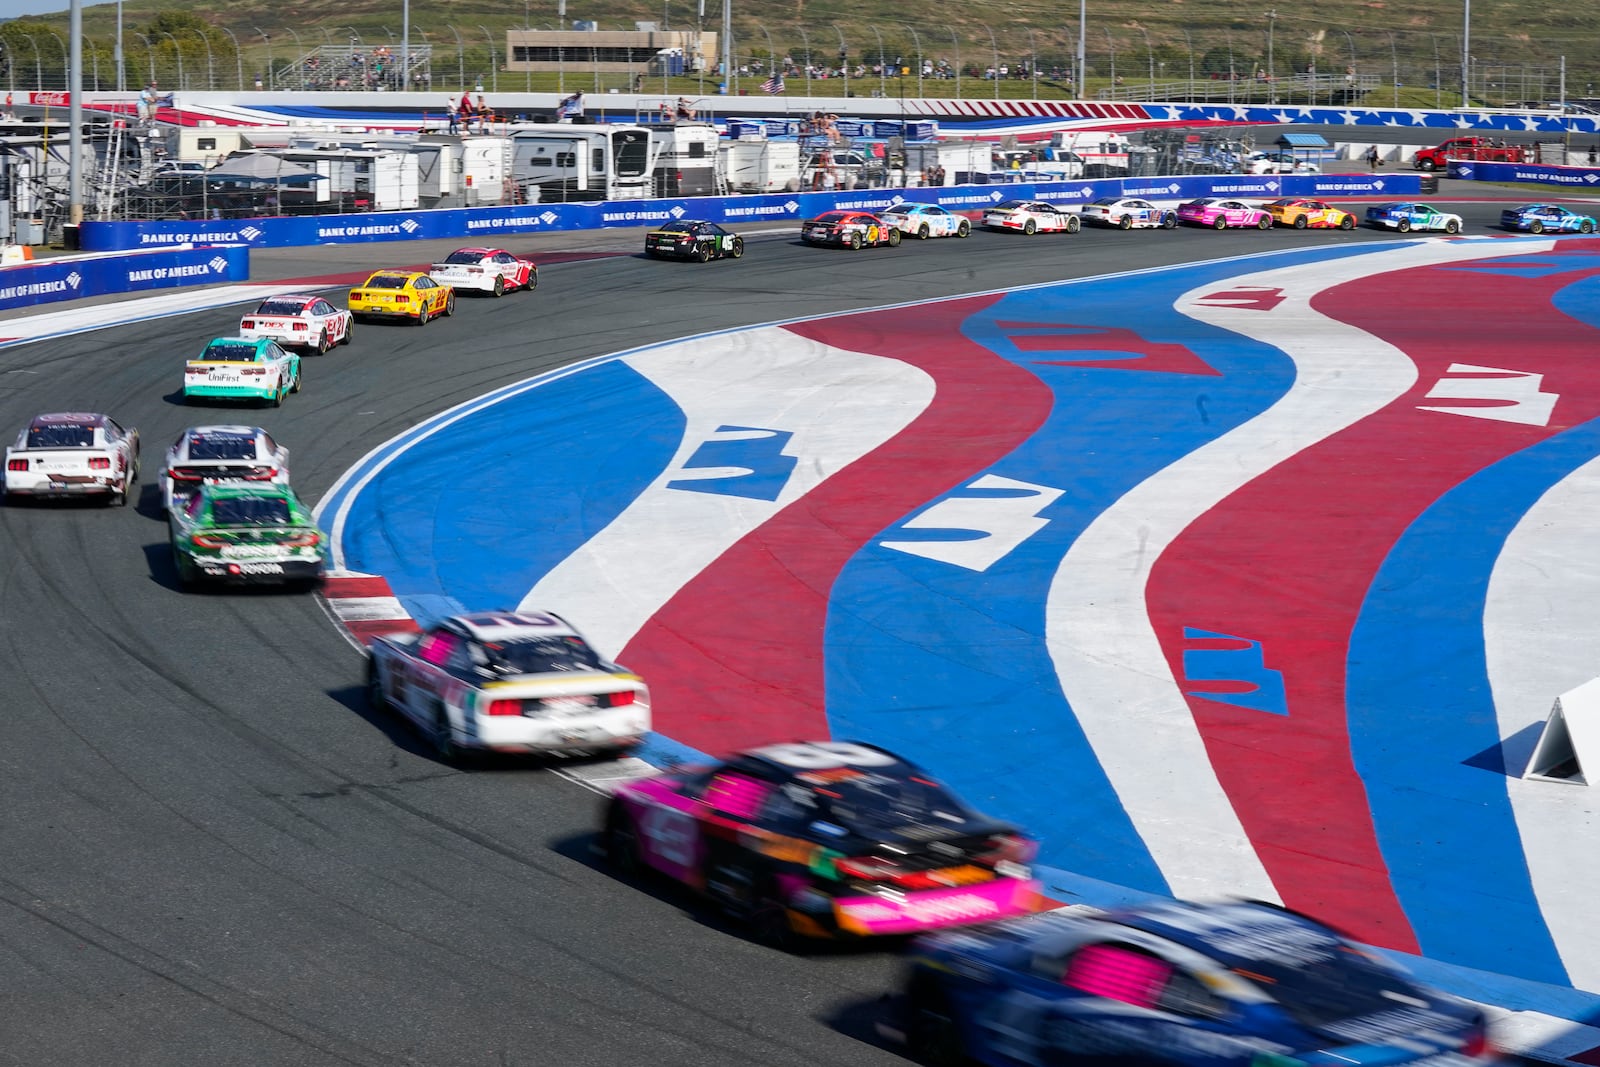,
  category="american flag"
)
[761,72,785,95]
